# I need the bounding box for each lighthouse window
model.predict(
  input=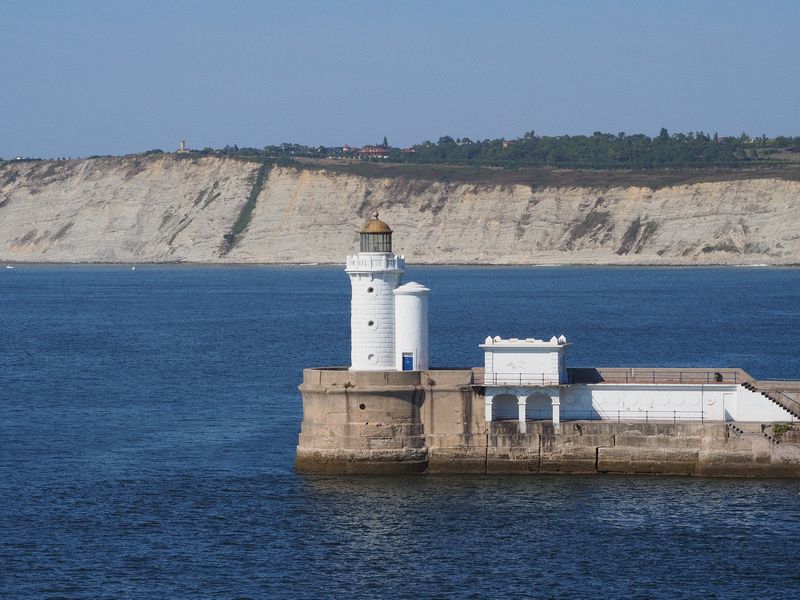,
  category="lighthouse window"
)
[367,320,378,330]
[367,354,378,364]
[366,286,375,294]
[360,232,392,253]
